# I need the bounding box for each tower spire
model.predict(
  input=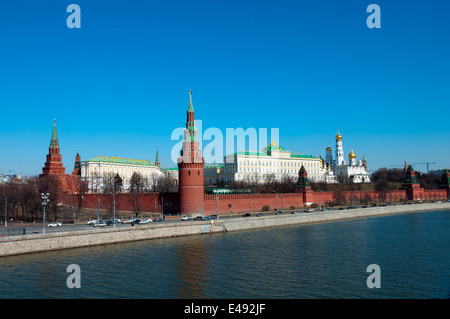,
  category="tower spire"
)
[155,147,160,167]
[50,119,59,149]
